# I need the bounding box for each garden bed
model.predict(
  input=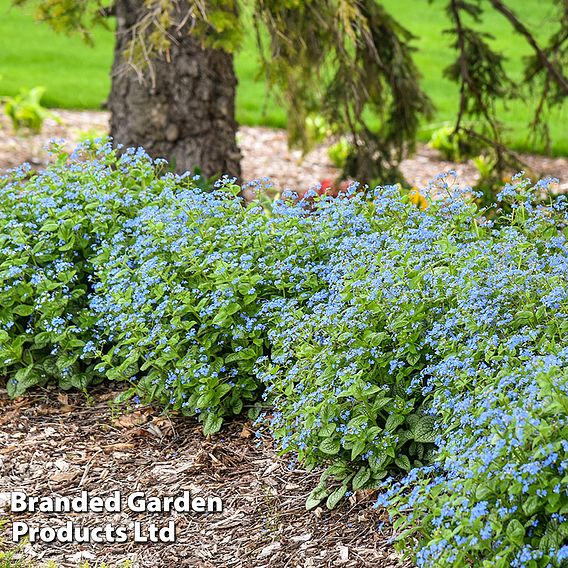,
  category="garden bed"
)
[1,134,568,567]
[0,387,406,568]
